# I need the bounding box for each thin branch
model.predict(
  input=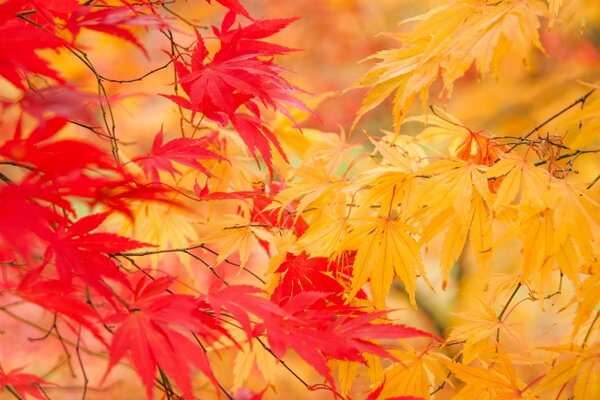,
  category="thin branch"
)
[158,368,174,400]
[0,161,36,171]
[587,173,600,190]
[114,244,267,284]
[508,89,595,152]
[29,314,76,377]
[162,4,208,29]
[0,171,11,183]
[496,282,522,343]
[5,385,24,400]
[533,148,600,167]
[582,311,600,348]
[255,337,310,388]
[115,243,206,257]
[75,326,89,400]
[98,60,173,84]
